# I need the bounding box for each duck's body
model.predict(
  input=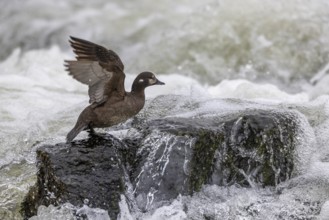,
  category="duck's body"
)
[65,36,164,142]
